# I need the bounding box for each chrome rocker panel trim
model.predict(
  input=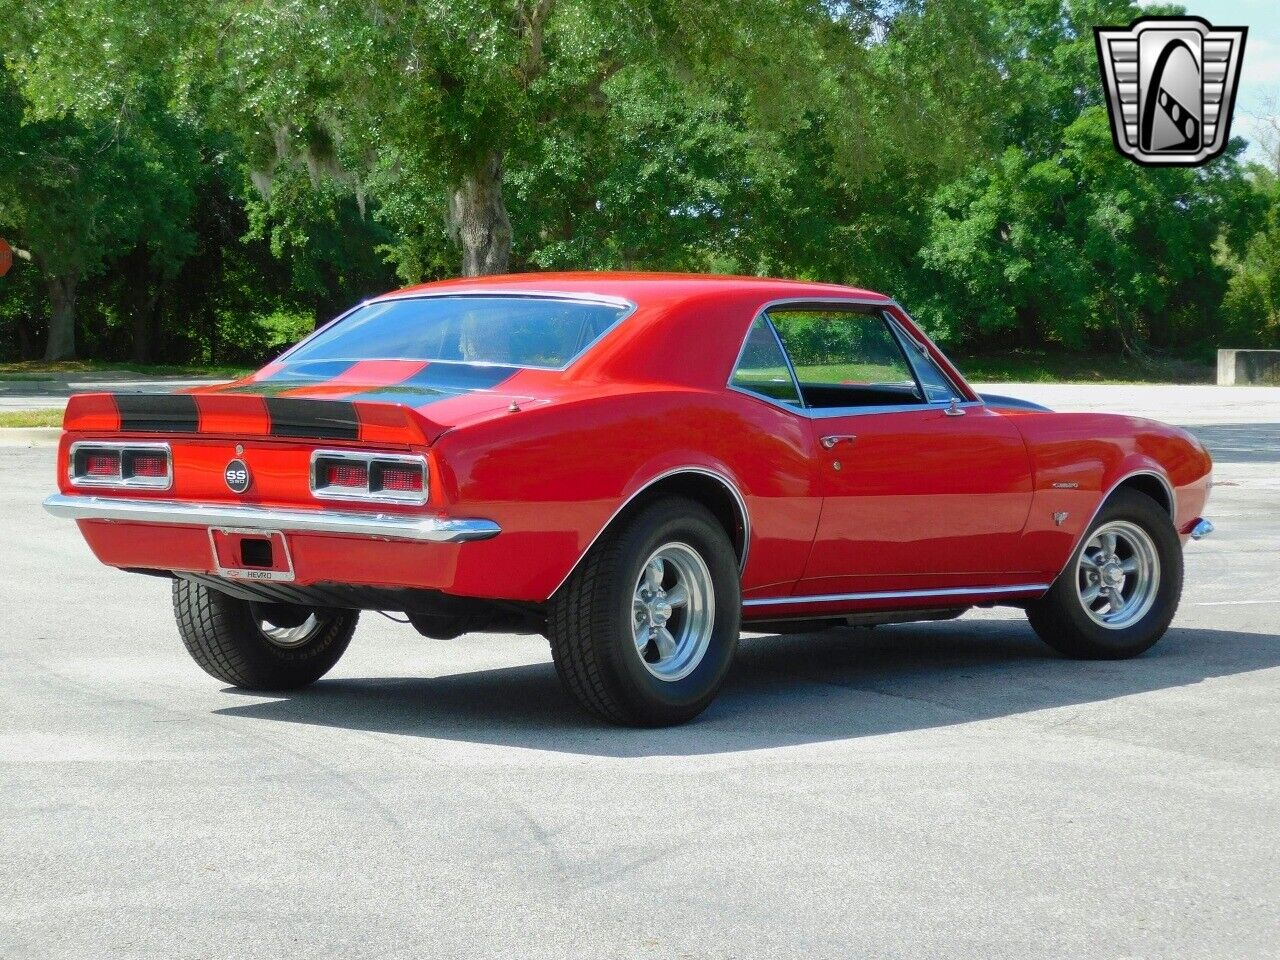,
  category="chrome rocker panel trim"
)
[743,583,1052,608]
[43,494,500,543]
